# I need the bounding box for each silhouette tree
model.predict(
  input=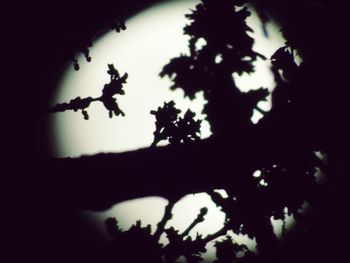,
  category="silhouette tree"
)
[3,0,346,262]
